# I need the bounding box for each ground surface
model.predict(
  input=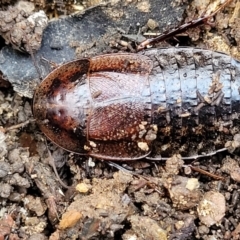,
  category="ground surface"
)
[0,0,240,239]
